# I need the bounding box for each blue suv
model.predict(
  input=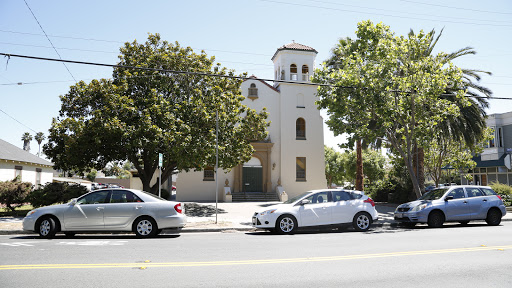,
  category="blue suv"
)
[394,185,506,228]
